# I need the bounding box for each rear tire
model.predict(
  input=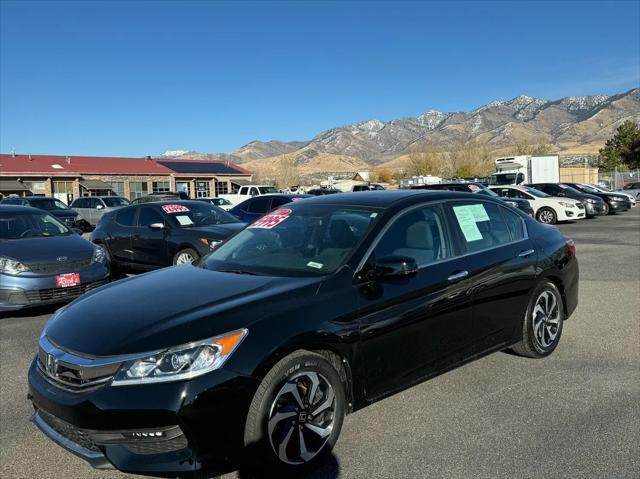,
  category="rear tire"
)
[243,350,346,477]
[536,207,557,225]
[512,280,564,358]
[173,248,200,265]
